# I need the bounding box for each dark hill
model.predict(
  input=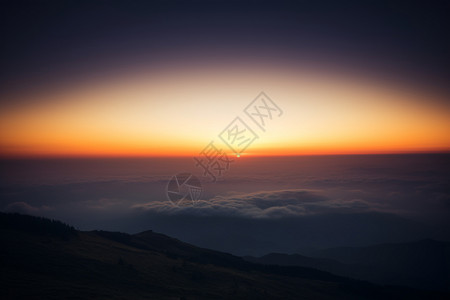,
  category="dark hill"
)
[245,240,450,292]
[1,212,447,299]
